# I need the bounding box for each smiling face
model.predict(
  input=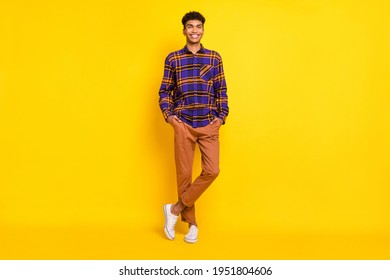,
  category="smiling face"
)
[183,19,204,45]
